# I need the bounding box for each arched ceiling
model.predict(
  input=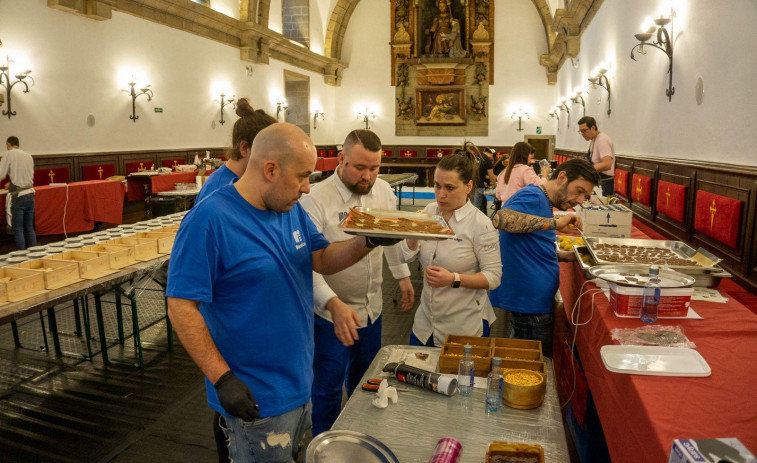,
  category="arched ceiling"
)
[324,0,361,60]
